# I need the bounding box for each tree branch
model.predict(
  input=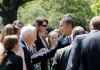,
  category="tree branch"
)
[0,11,4,17]
[0,4,3,9]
